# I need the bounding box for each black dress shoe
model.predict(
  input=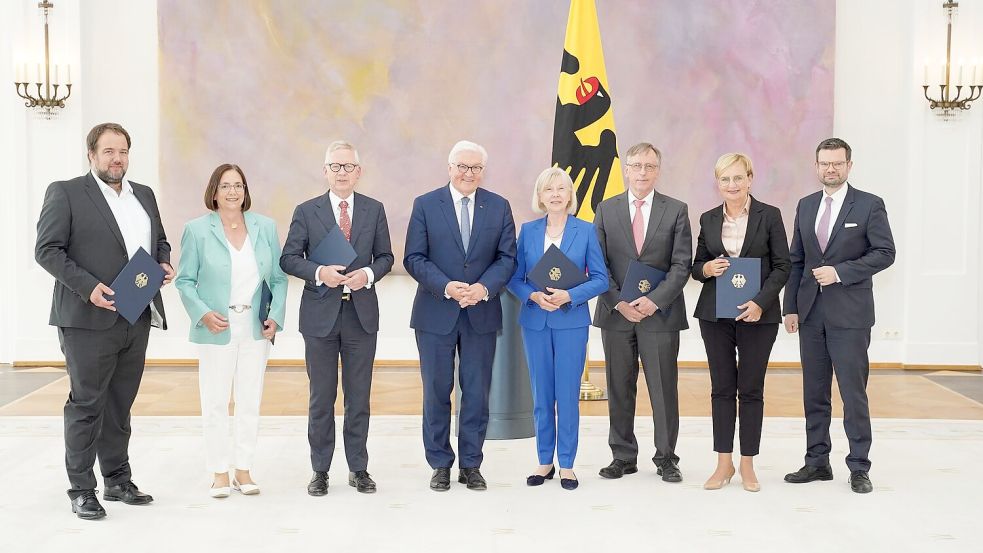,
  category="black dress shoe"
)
[348,470,377,493]
[560,472,579,491]
[526,466,555,486]
[656,460,683,483]
[103,481,153,505]
[307,471,329,496]
[458,467,487,490]
[430,468,451,491]
[784,464,834,483]
[850,470,873,494]
[598,459,638,479]
[71,490,106,520]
